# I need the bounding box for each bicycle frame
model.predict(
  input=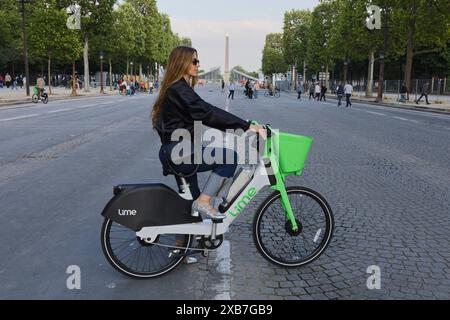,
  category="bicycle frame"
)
[136,127,300,242]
